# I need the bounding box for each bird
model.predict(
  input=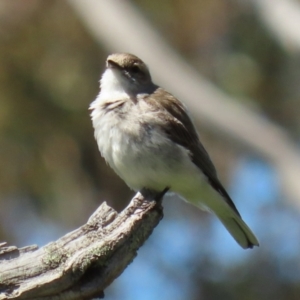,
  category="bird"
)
[90,53,259,249]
